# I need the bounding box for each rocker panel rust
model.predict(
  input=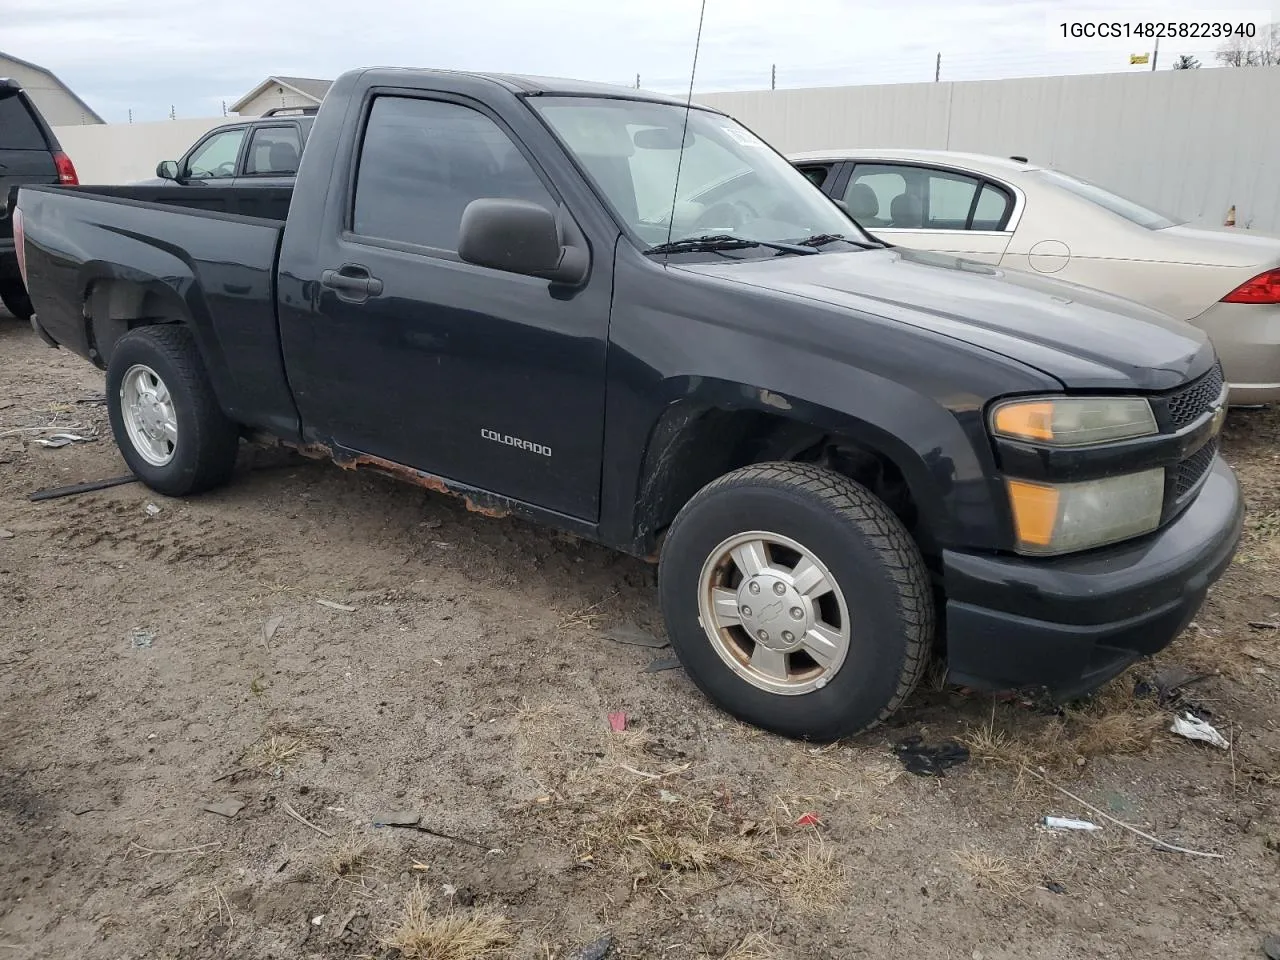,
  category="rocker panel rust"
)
[285,441,513,518]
